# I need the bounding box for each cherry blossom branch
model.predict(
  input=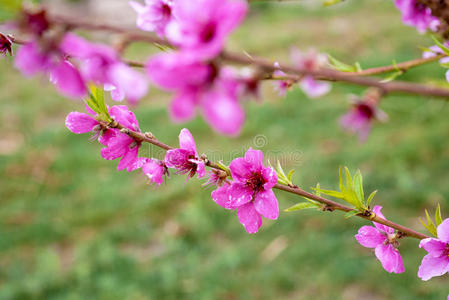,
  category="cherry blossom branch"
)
[8,13,449,99]
[102,119,429,240]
